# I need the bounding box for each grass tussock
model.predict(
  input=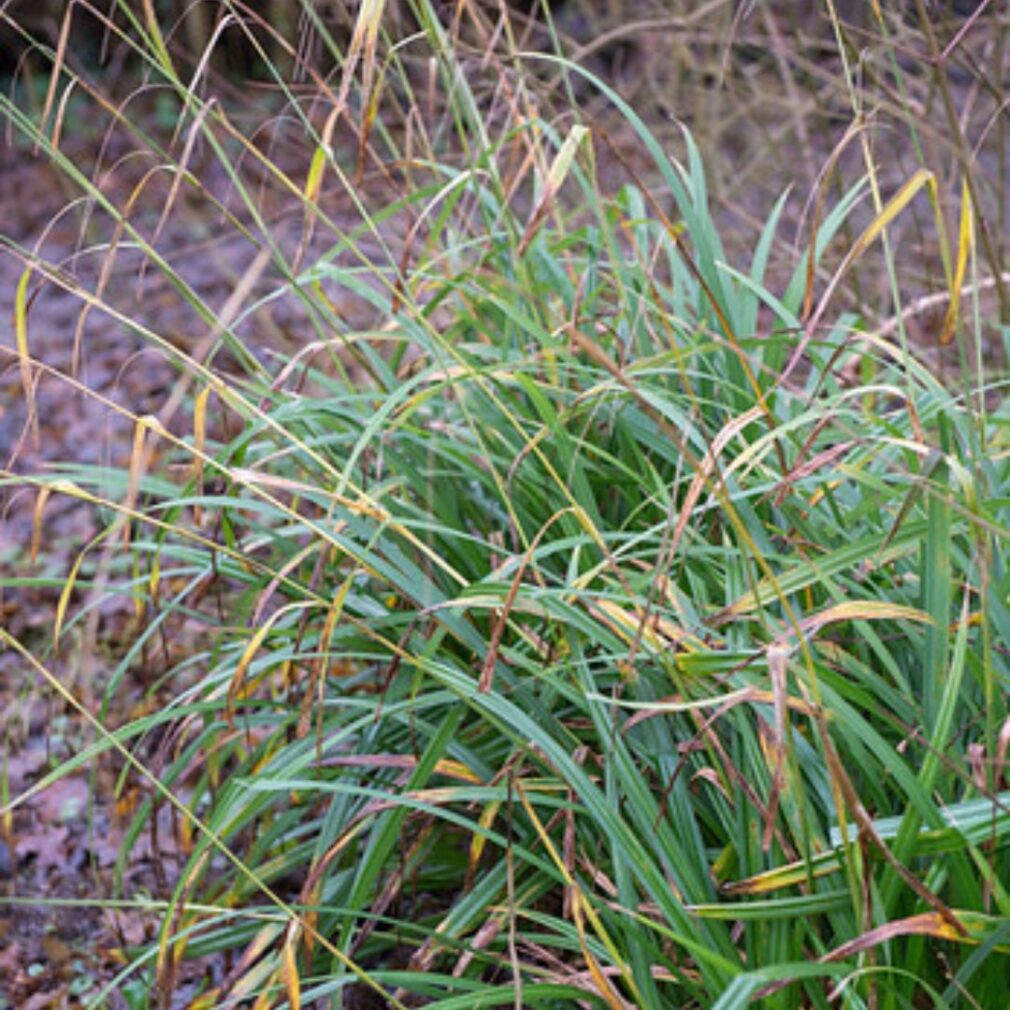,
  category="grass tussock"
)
[2,1,1010,1008]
